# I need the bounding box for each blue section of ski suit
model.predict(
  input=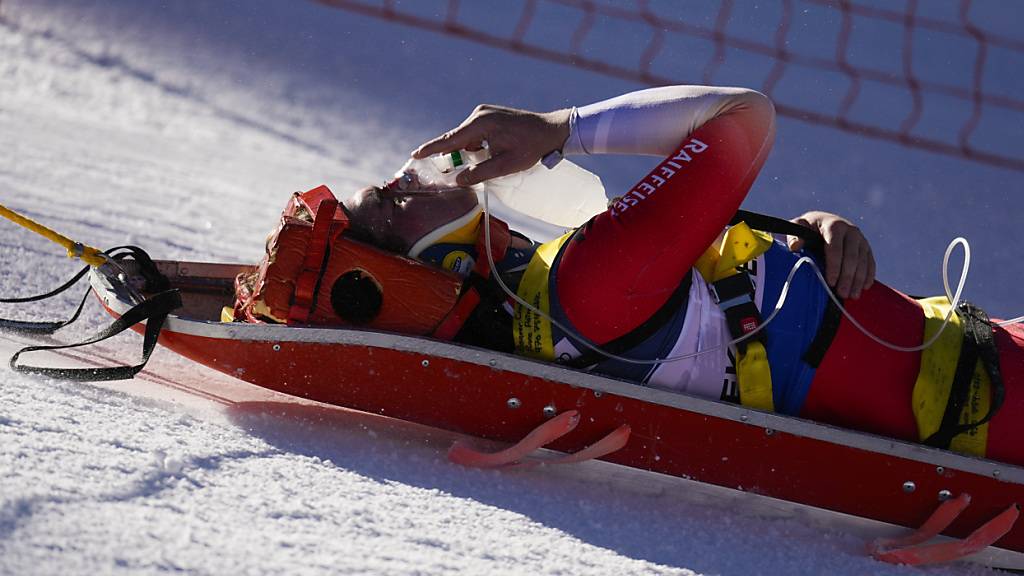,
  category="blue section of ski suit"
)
[759,242,829,415]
